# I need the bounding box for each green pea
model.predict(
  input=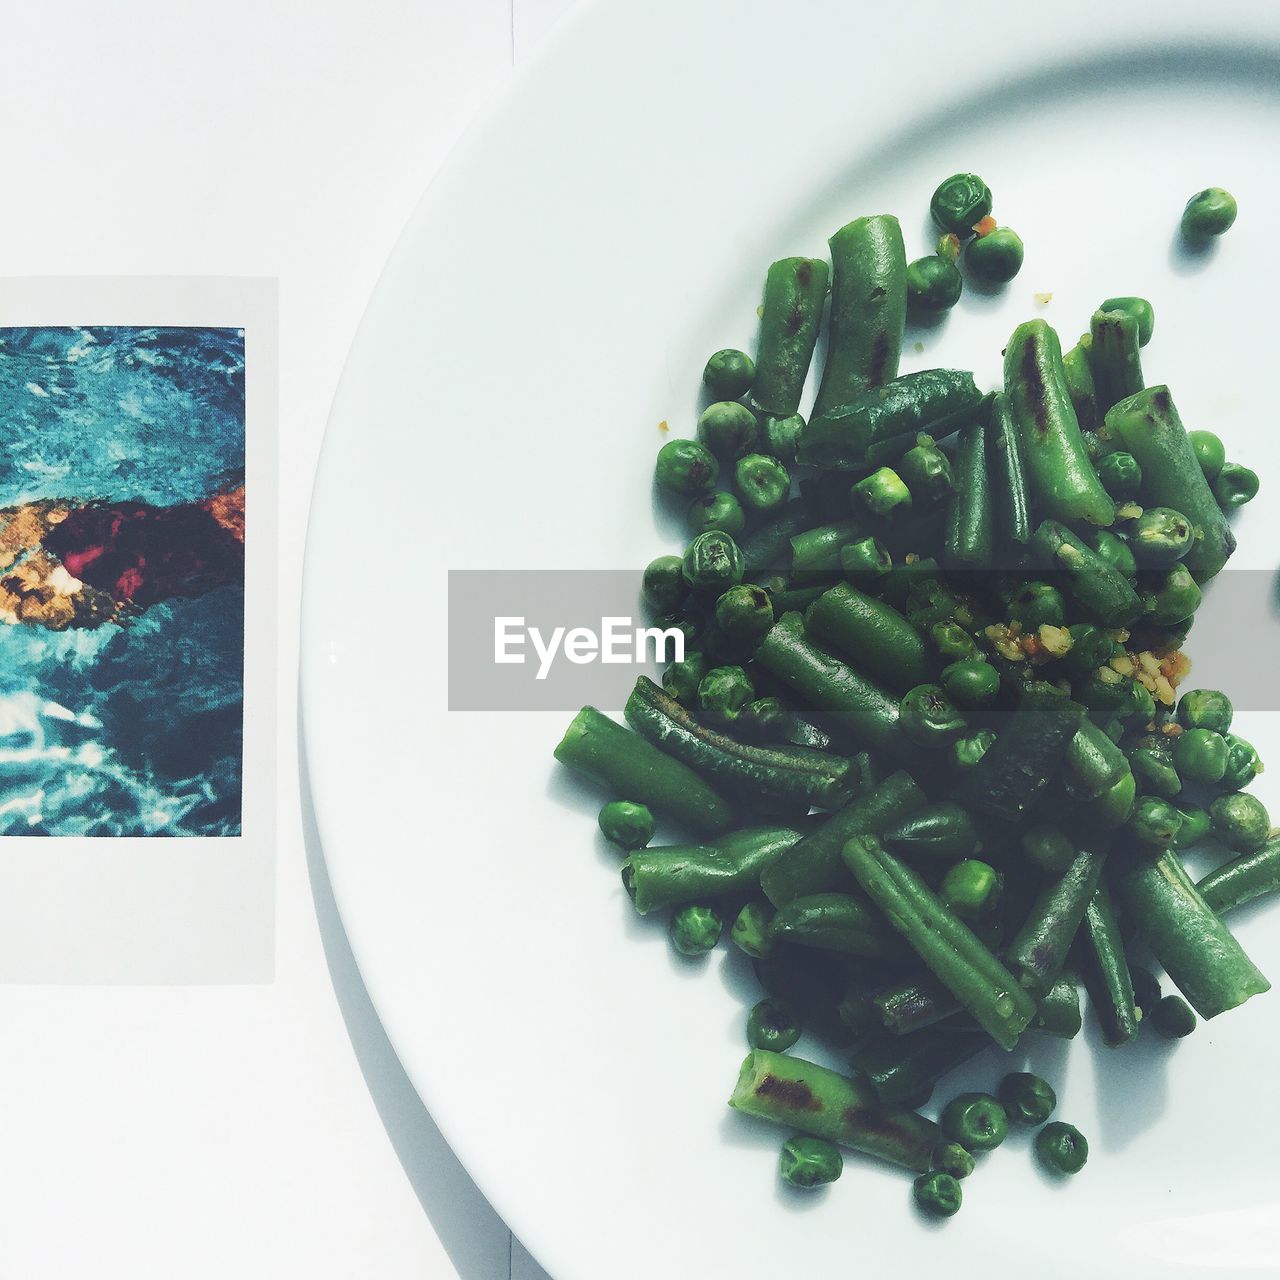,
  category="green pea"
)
[669,903,723,956]
[697,665,753,728]
[913,1170,963,1218]
[900,683,967,748]
[733,454,790,514]
[1088,528,1137,578]
[1008,581,1066,629]
[930,621,980,664]
[898,438,954,505]
[779,1135,842,1189]
[736,696,788,744]
[730,900,775,959]
[949,728,996,772]
[1130,967,1161,1020]
[686,491,745,538]
[1130,507,1194,566]
[1173,804,1211,850]
[702,348,755,401]
[939,860,1001,919]
[1177,689,1232,734]
[906,255,963,317]
[929,172,993,236]
[714,584,774,647]
[1128,679,1157,726]
[940,659,1000,709]
[940,1092,1008,1152]
[998,1072,1057,1126]
[1095,451,1143,500]
[1128,743,1182,800]
[1151,995,1196,1039]
[839,535,892,586]
[697,401,759,460]
[852,466,912,518]
[747,997,802,1052]
[1210,792,1272,853]
[649,609,704,650]
[1129,795,1183,847]
[1099,296,1155,346]
[1181,187,1237,242]
[642,554,685,612]
[1022,825,1076,874]
[1212,462,1259,510]
[931,1142,975,1181]
[1221,734,1264,791]
[656,437,718,496]
[965,228,1024,284]
[1141,564,1201,626]
[662,650,707,705]
[1188,429,1226,481]
[1172,728,1228,784]
[760,413,804,465]
[1062,623,1114,676]
[1035,1122,1088,1175]
[683,530,744,596]
[597,801,654,851]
